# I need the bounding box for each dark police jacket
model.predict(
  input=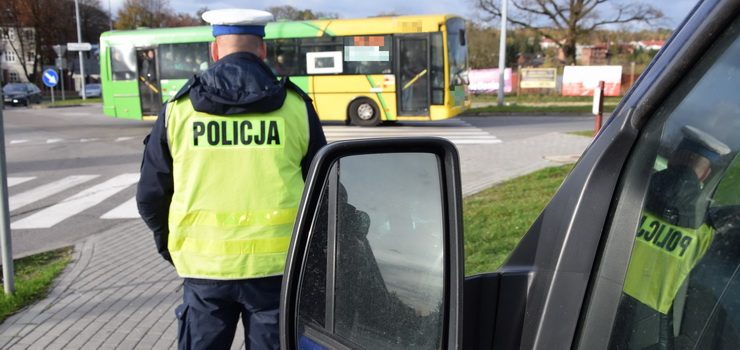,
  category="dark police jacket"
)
[136,52,327,264]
